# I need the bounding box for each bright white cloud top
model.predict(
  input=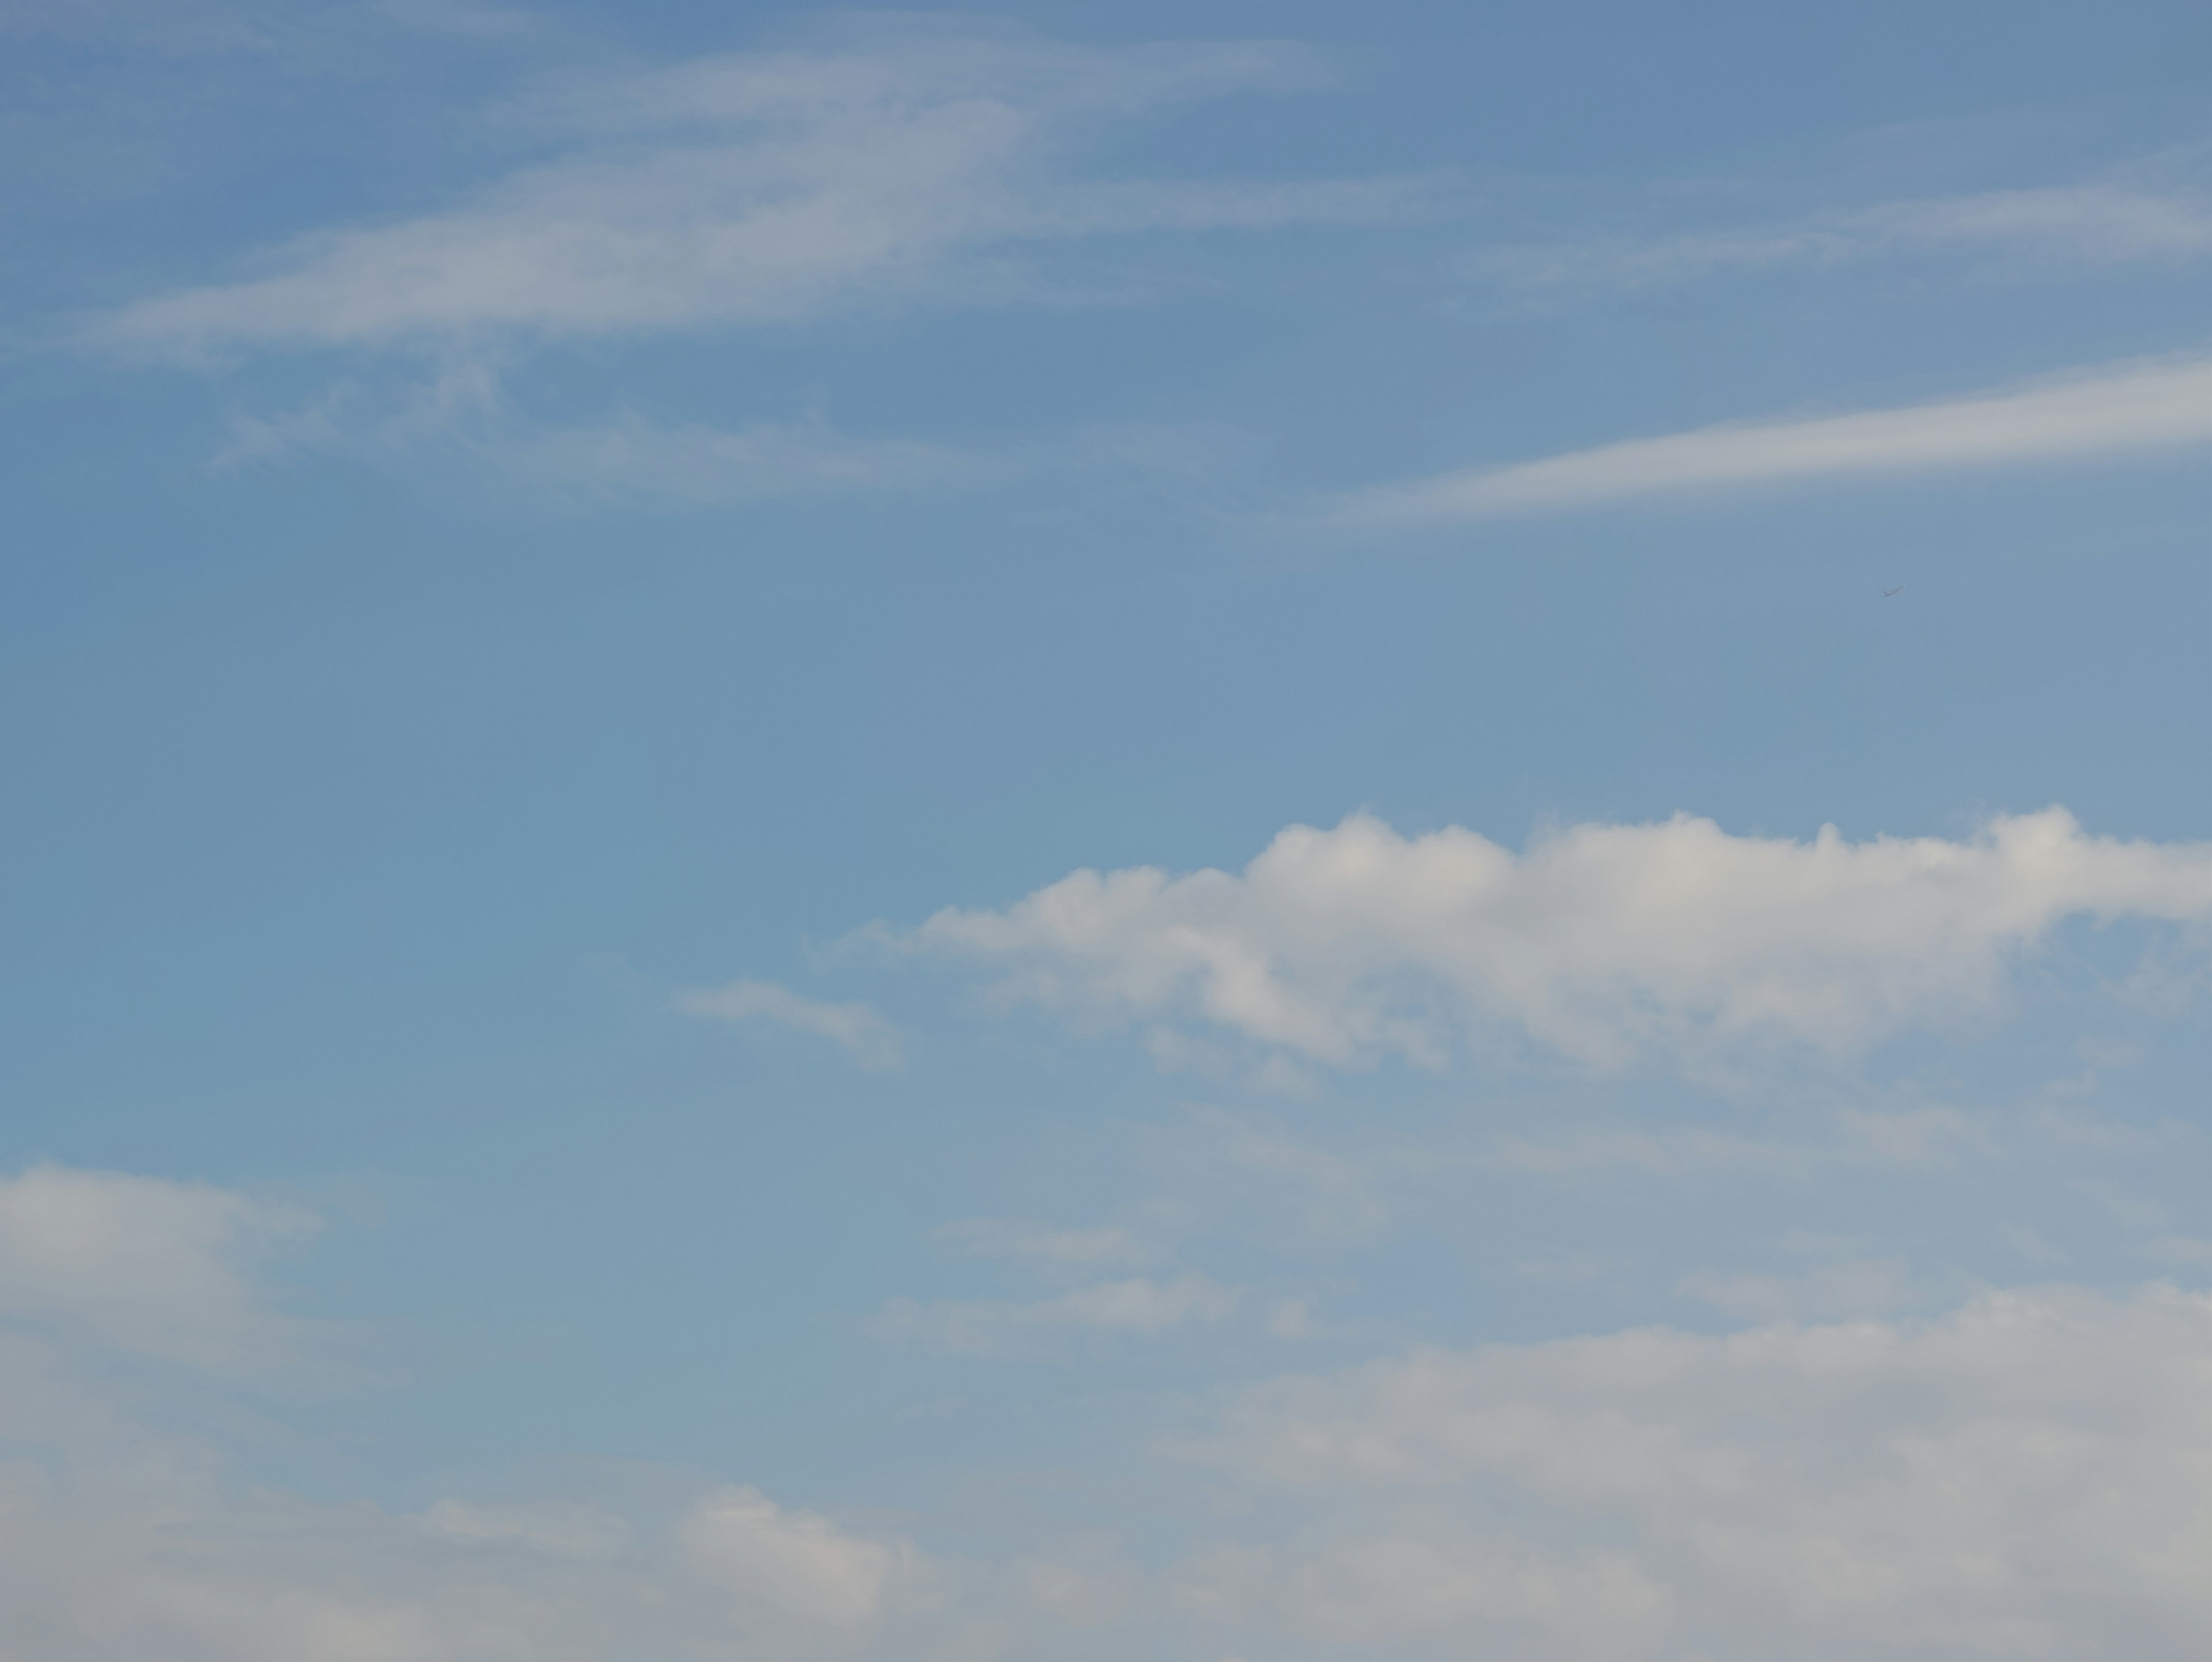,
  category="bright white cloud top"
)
[896,808,2212,1068]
